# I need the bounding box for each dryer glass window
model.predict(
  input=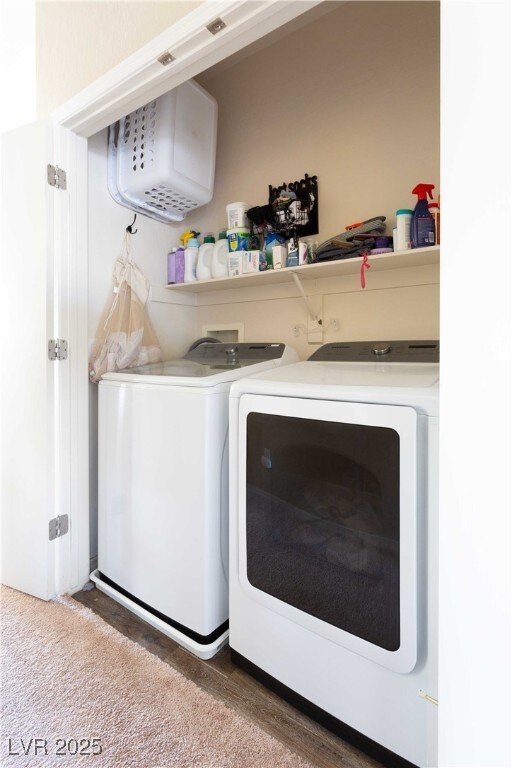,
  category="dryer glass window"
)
[245,413,400,651]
